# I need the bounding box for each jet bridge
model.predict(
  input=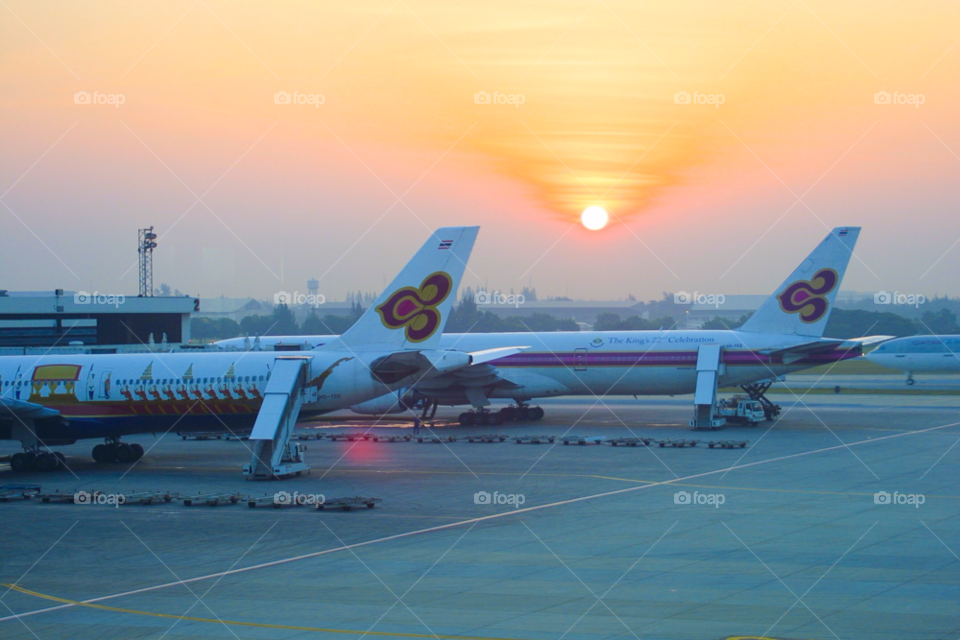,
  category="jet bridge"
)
[243,356,315,479]
[689,344,725,430]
